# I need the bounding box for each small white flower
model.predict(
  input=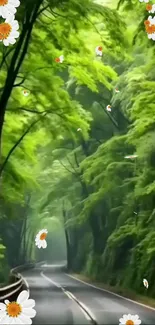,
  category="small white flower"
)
[148,15,155,24]
[106,105,111,112]
[124,155,138,159]
[143,278,149,289]
[0,15,19,46]
[0,290,36,324]
[147,32,155,40]
[119,314,141,325]
[151,33,155,40]
[55,55,64,63]
[146,4,155,13]
[95,46,102,56]
[77,128,82,131]
[115,88,120,93]
[59,55,64,63]
[22,89,29,96]
[0,0,20,19]
[35,229,48,249]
